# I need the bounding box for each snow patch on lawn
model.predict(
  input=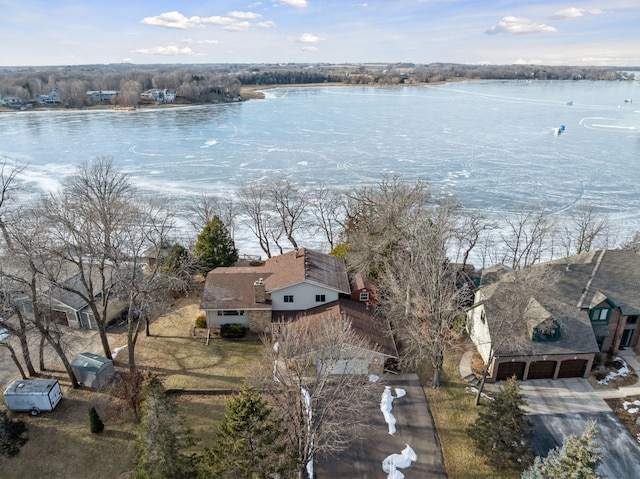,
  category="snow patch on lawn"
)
[465,386,494,401]
[111,344,127,359]
[597,357,630,385]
